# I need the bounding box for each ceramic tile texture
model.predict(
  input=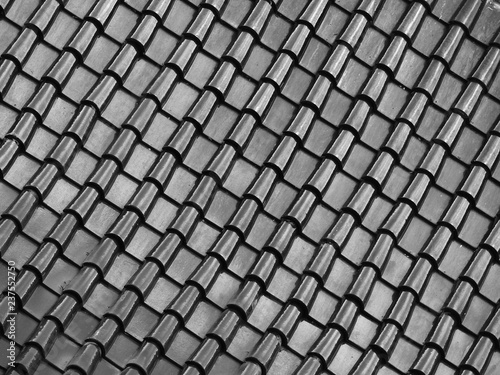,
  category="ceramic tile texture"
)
[0,0,499,374]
